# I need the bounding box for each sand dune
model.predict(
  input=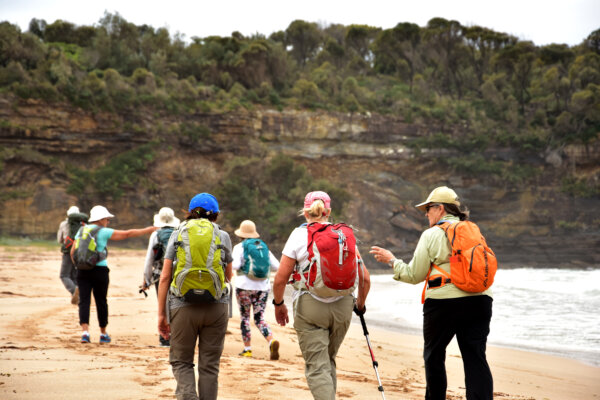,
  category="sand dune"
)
[0,247,598,399]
